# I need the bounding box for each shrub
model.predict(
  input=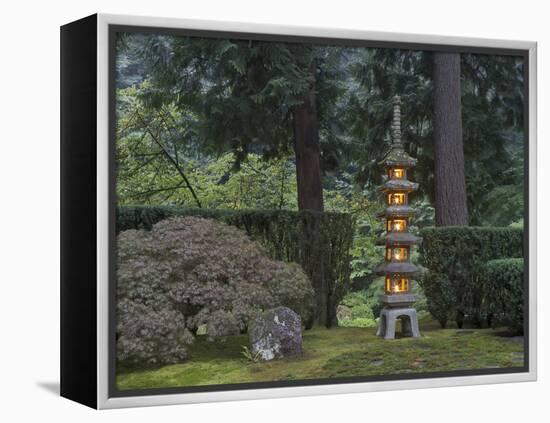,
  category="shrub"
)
[419,226,523,328]
[481,258,524,334]
[117,206,354,328]
[117,300,193,364]
[419,272,456,328]
[338,317,377,328]
[116,216,314,364]
[339,291,376,323]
